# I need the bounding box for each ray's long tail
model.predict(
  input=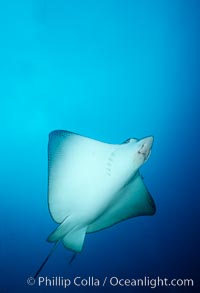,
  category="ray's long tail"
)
[34,242,77,279]
[34,241,60,279]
